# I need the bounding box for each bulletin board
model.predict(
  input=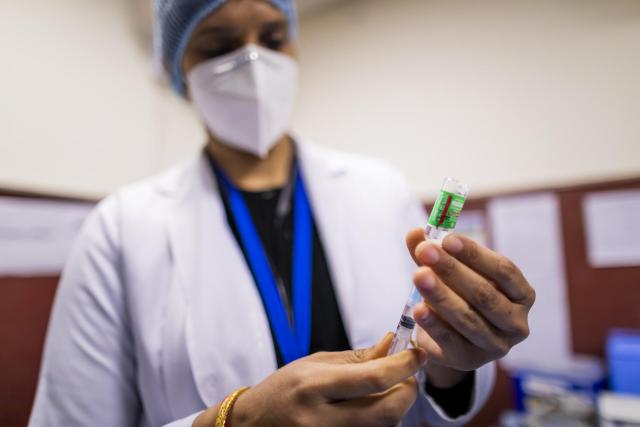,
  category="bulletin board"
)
[0,187,96,427]
[451,177,640,427]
